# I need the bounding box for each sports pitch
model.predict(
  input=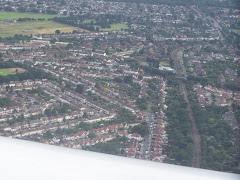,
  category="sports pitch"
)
[0,68,26,76]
